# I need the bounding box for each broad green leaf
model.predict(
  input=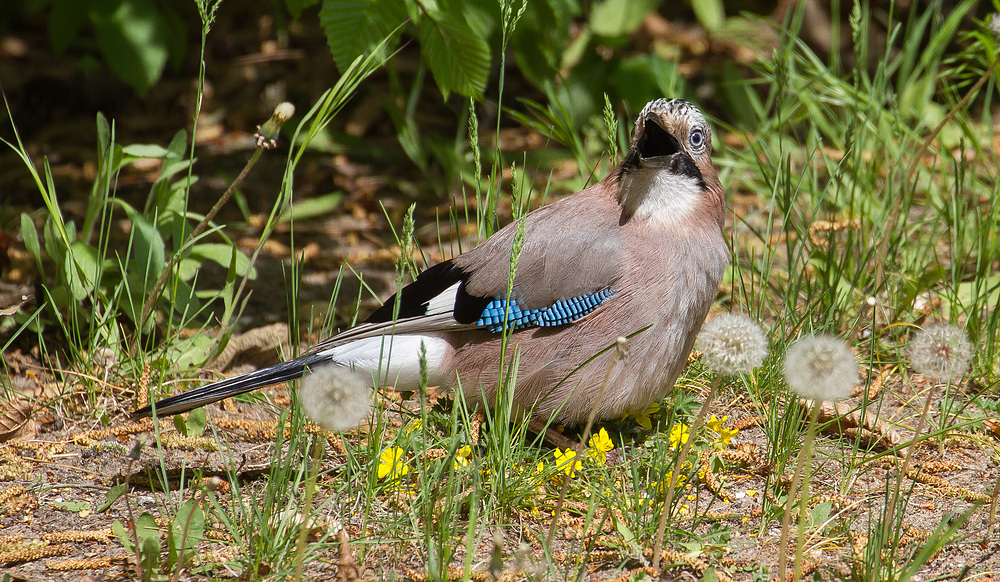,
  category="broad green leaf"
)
[52,500,91,512]
[165,129,187,158]
[49,0,88,53]
[690,0,725,33]
[96,113,111,167]
[19,214,42,268]
[122,144,171,158]
[164,333,217,369]
[90,0,171,96]
[318,0,406,71]
[173,404,208,436]
[287,0,322,19]
[68,241,101,297]
[167,498,205,567]
[111,519,133,551]
[184,408,208,437]
[278,192,343,222]
[137,512,161,572]
[98,483,128,513]
[589,0,659,37]
[43,217,68,277]
[418,2,491,98]
[187,243,256,278]
[128,211,166,287]
[512,0,577,86]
